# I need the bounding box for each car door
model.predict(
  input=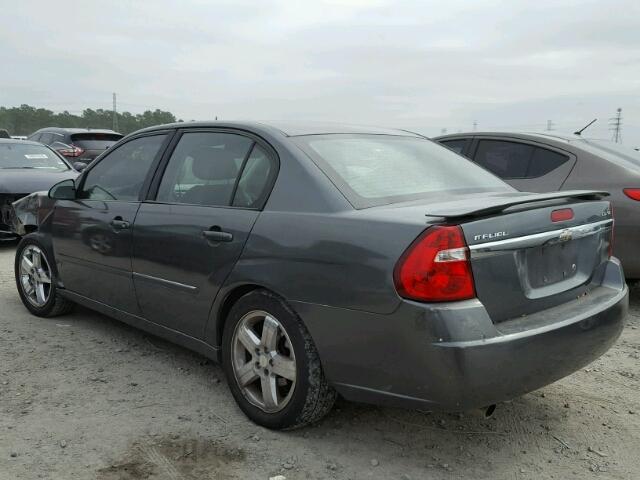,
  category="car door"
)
[132,130,278,338]
[51,132,170,314]
[470,137,576,192]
